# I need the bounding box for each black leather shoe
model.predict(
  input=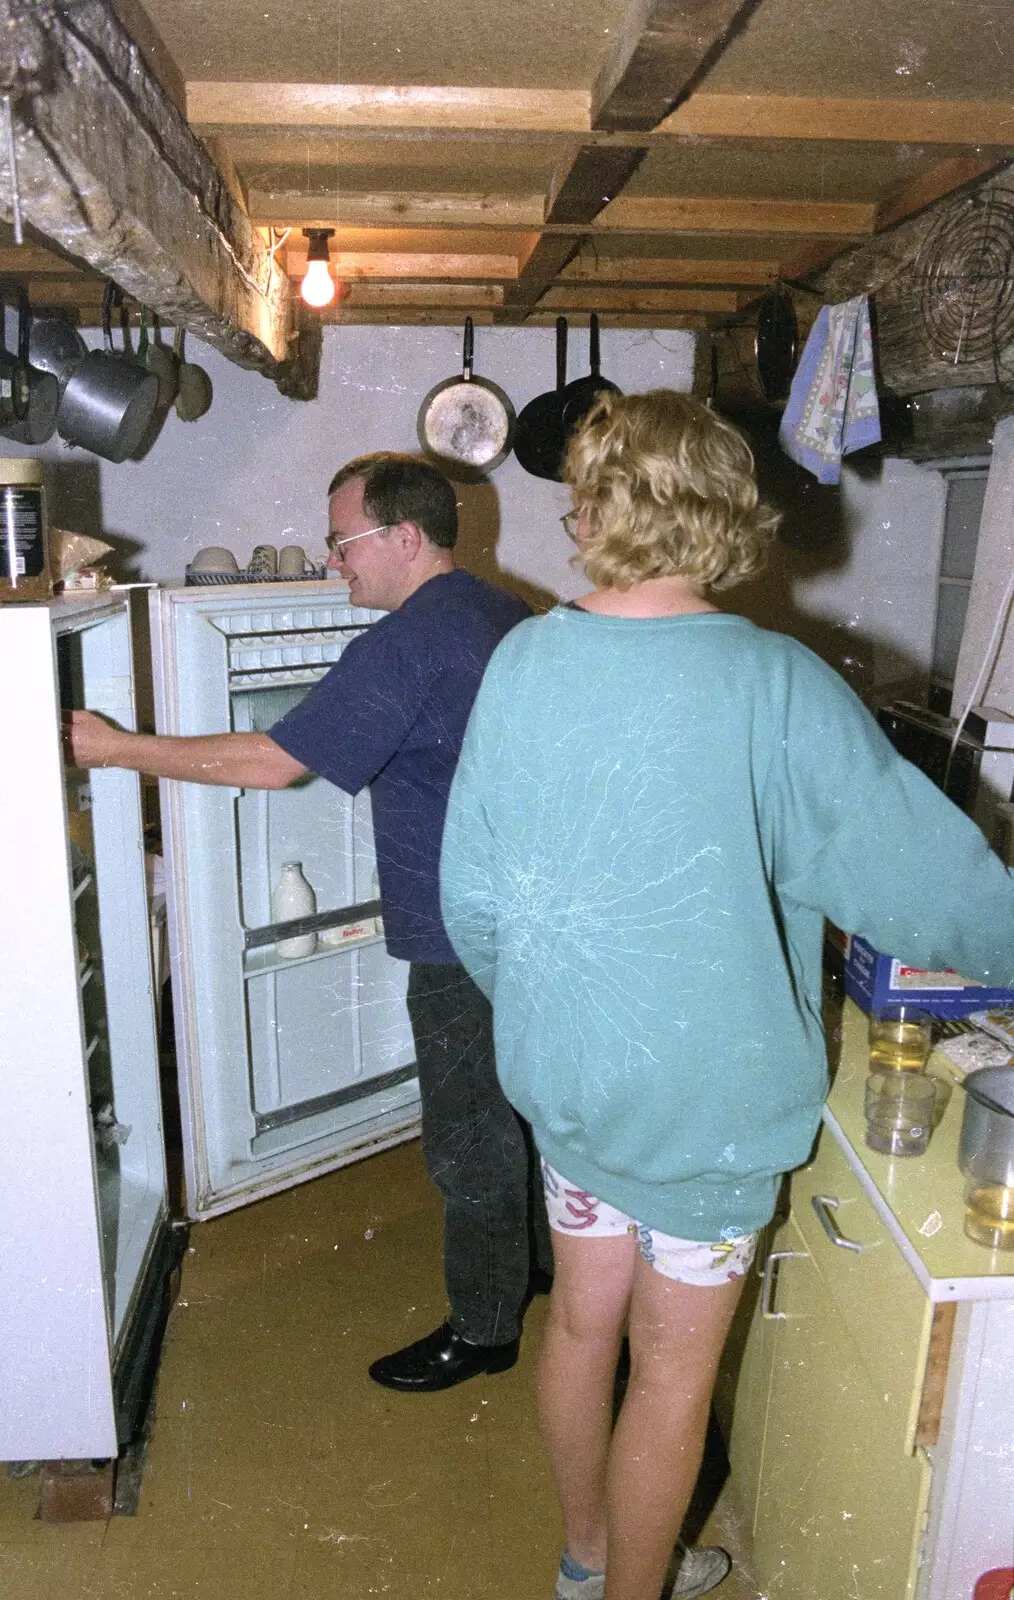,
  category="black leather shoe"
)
[368,1322,519,1392]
